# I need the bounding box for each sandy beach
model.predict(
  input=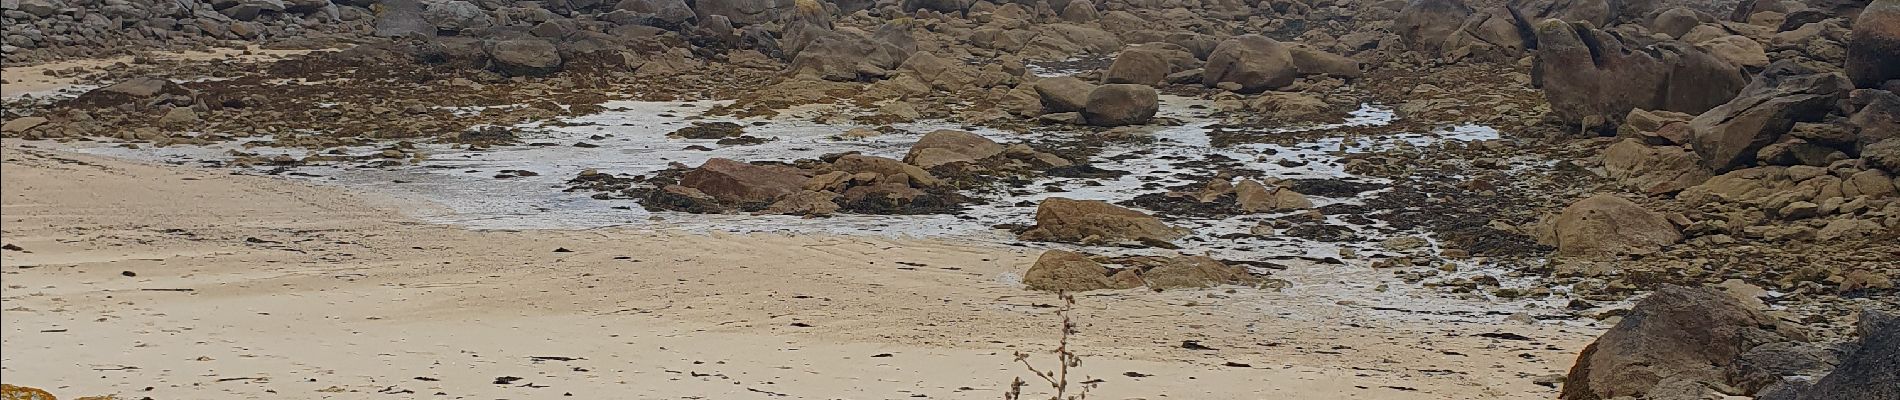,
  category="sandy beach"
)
[0,141,1597,399]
